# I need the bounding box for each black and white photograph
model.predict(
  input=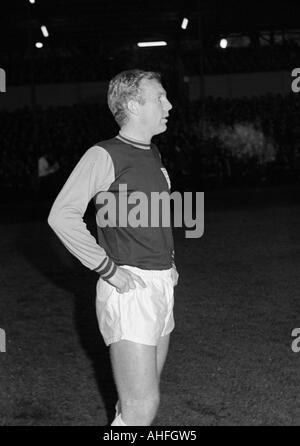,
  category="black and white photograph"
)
[0,0,300,431]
